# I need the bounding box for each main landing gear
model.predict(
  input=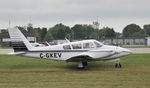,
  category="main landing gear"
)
[77,61,88,69]
[115,60,122,68]
[77,59,122,69]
